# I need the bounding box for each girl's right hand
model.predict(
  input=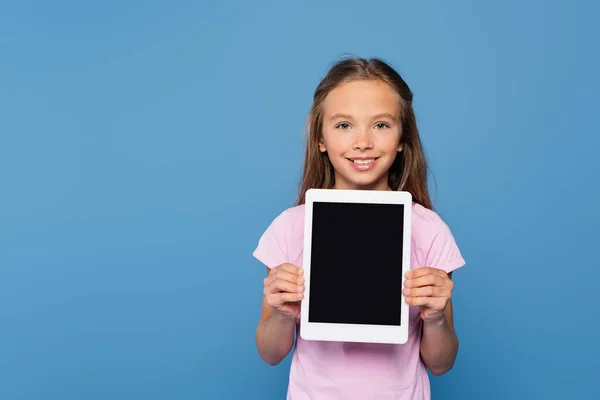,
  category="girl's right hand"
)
[264,263,305,319]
